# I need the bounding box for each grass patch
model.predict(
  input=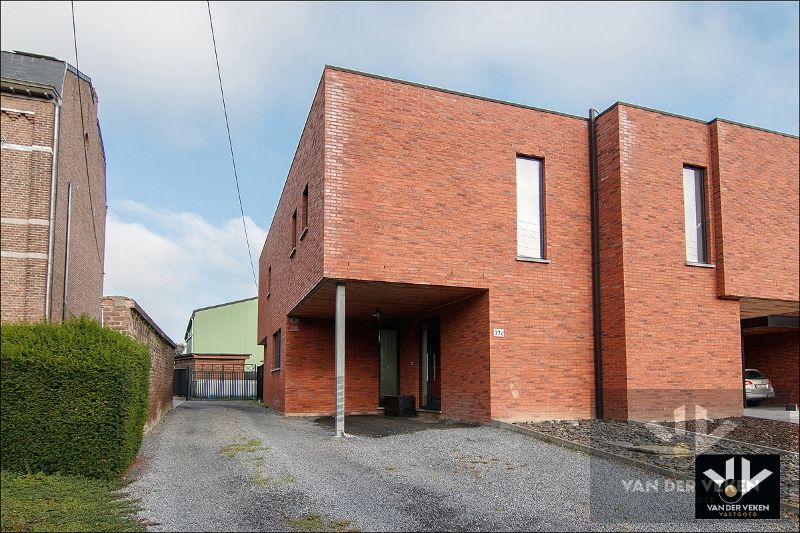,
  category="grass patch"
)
[0,470,144,532]
[286,514,355,532]
[219,439,261,458]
